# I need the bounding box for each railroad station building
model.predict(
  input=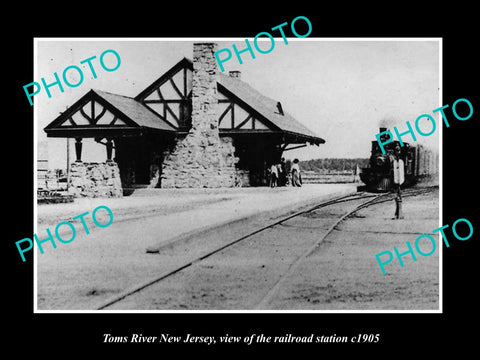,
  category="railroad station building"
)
[44,42,325,197]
